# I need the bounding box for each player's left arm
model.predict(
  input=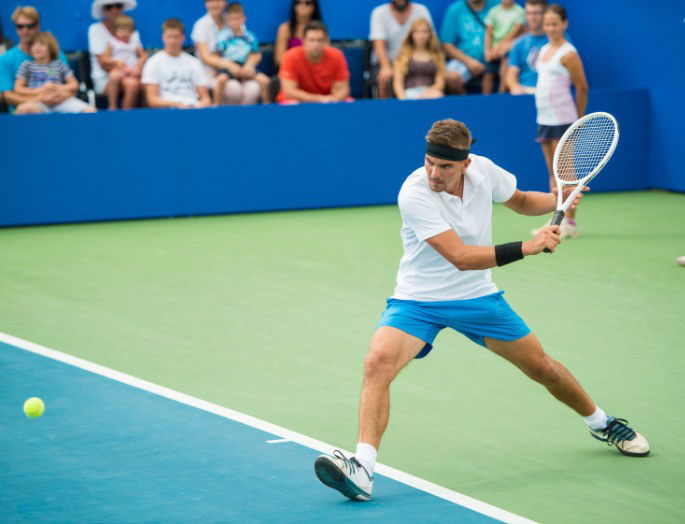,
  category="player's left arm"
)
[561,51,588,118]
[504,187,588,216]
